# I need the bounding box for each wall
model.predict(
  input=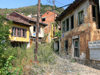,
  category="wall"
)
[9,23,30,42]
[41,11,57,42]
[60,0,91,60]
[29,24,44,38]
